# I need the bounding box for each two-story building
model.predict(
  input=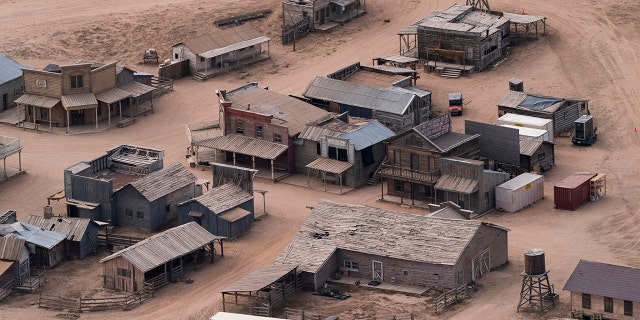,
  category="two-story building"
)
[380,113,480,205]
[282,0,367,31]
[207,83,331,181]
